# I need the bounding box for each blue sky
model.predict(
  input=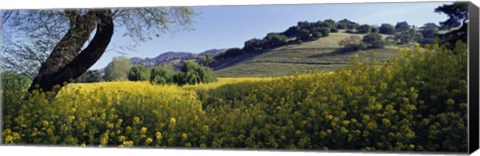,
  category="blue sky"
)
[91,2,450,69]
